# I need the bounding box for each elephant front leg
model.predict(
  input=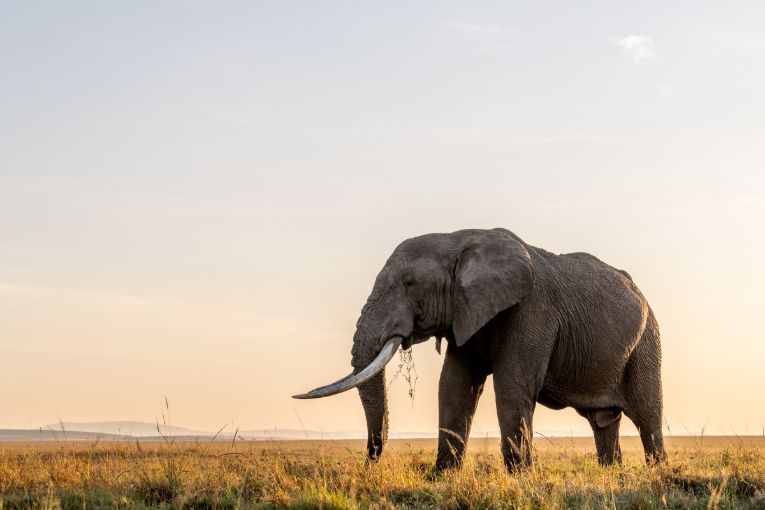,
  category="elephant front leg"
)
[491,323,556,472]
[435,345,488,471]
[495,393,536,472]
